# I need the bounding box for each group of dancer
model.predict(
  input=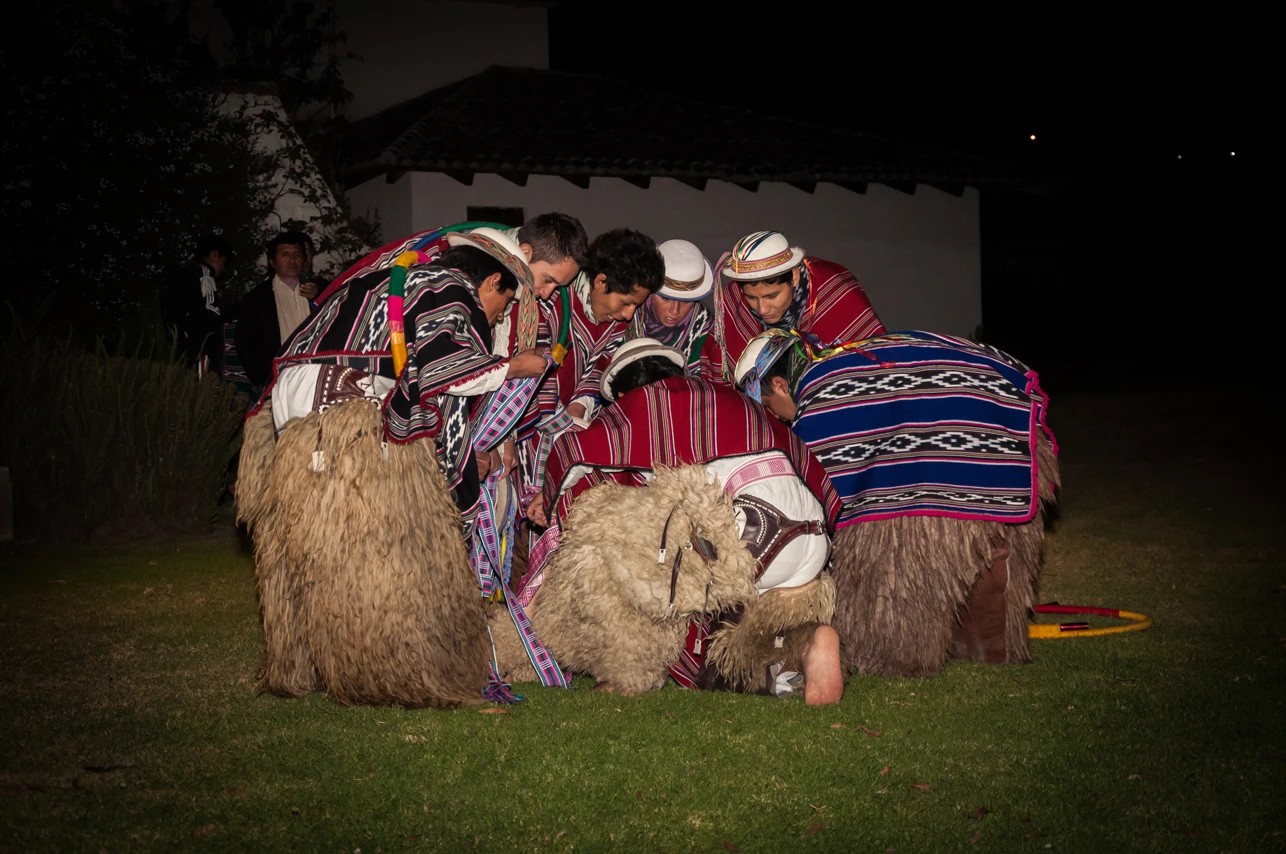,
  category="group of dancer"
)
[236,213,1059,710]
